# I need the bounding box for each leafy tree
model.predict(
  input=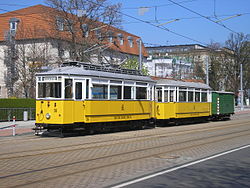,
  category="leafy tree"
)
[121,58,149,75]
